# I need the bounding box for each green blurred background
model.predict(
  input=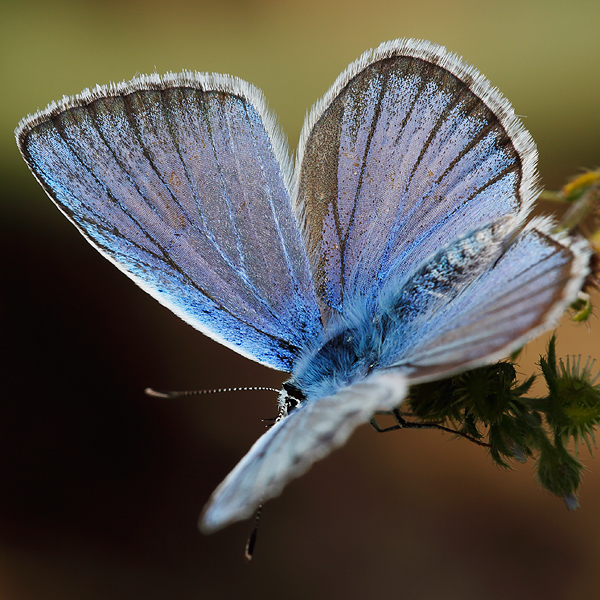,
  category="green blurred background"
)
[2,1,600,598]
